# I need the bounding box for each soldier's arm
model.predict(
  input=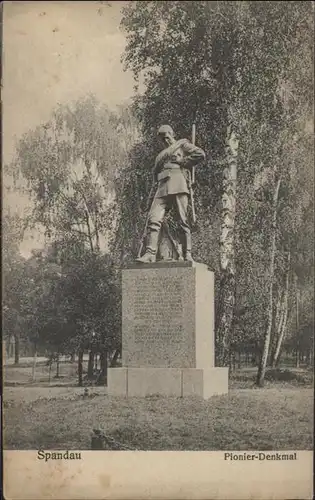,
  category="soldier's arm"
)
[180,141,206,168]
